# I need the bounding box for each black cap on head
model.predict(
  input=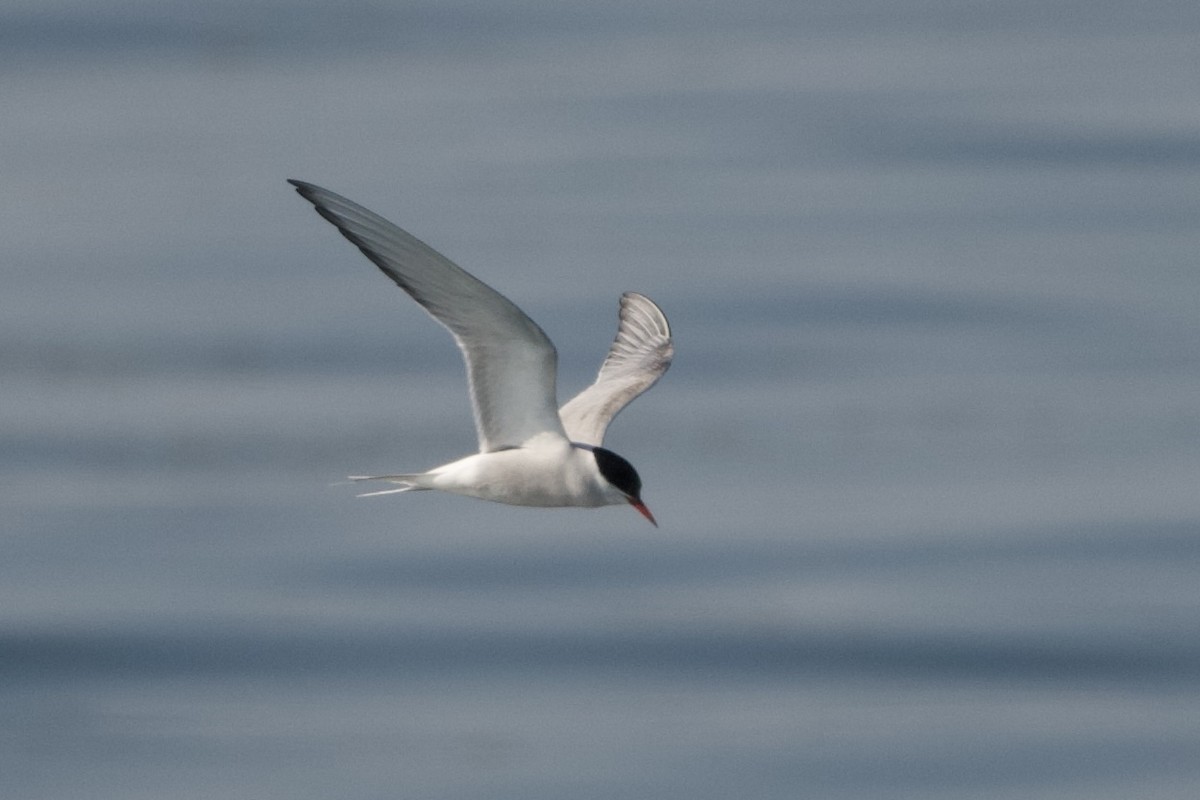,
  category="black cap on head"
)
[591,446,643,499]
